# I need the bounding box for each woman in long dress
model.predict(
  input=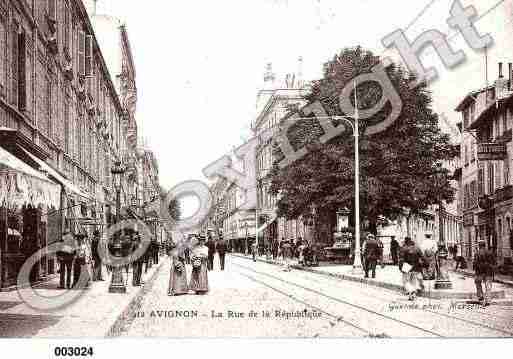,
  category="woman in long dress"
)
[189,238,209,294]
[168,245,189,296]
